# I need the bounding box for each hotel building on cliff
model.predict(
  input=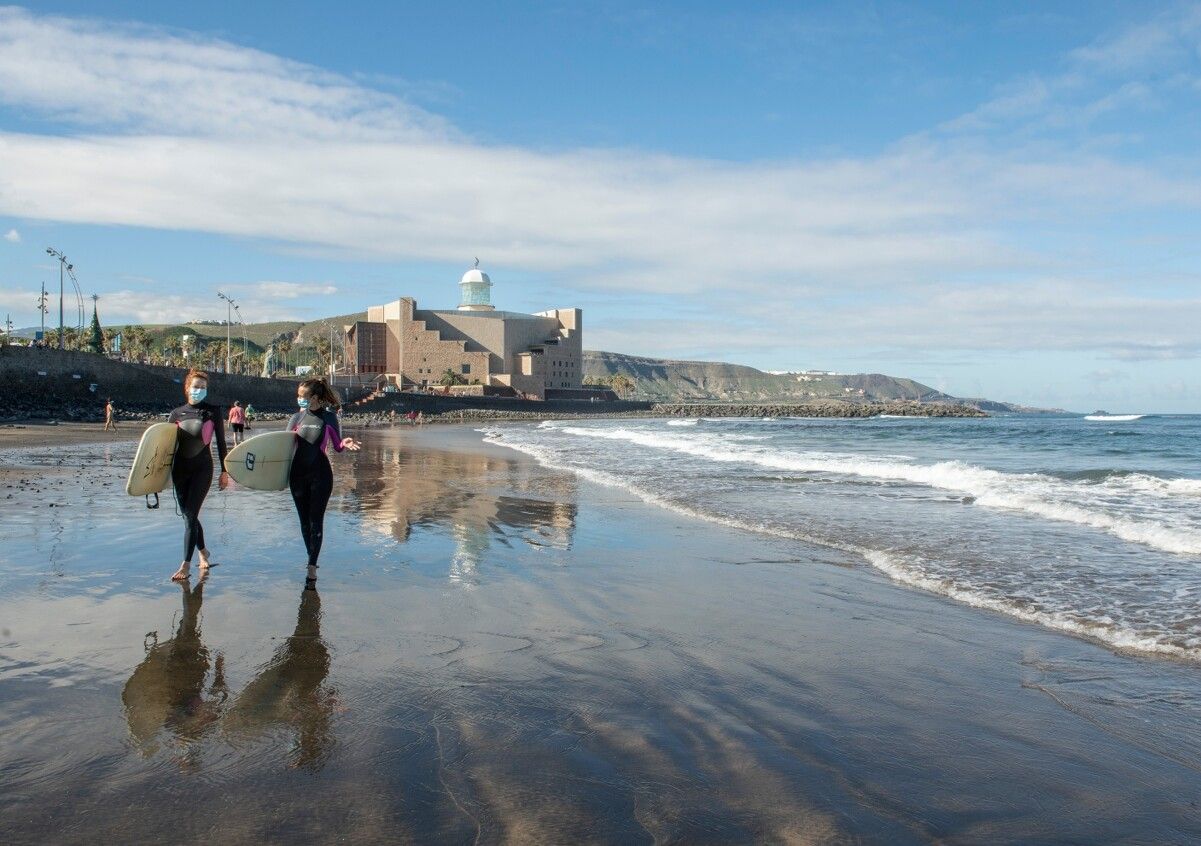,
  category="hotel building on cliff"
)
[345,264,584,400]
